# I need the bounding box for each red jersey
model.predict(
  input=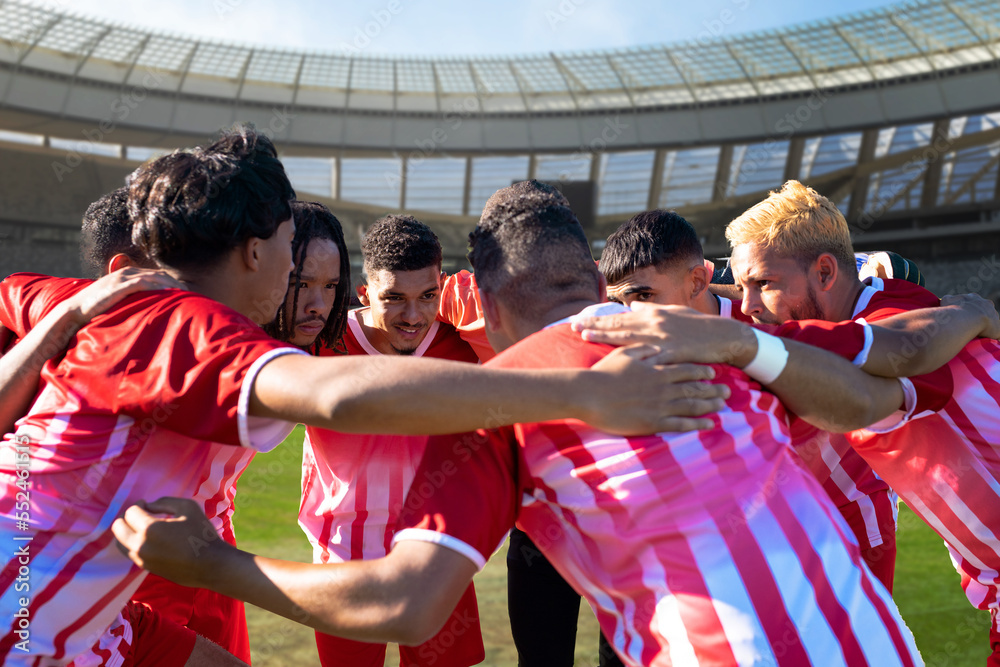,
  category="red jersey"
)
[0,273,301,666]
[394,302,921,667]
[438,271,495,362]
[299,309,480,563]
